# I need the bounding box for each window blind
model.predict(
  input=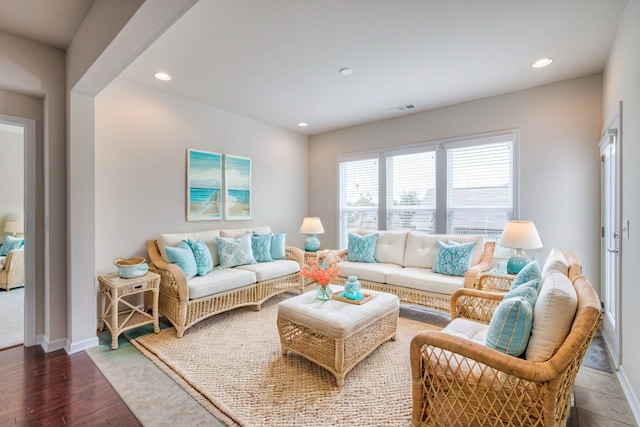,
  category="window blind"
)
[338,157,379,248]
